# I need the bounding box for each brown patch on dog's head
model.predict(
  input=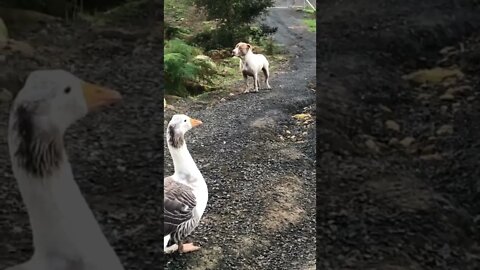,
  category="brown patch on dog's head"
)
[232,42,252,56]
